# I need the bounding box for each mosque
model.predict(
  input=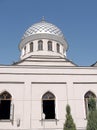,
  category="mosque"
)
[0,19,97,130]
